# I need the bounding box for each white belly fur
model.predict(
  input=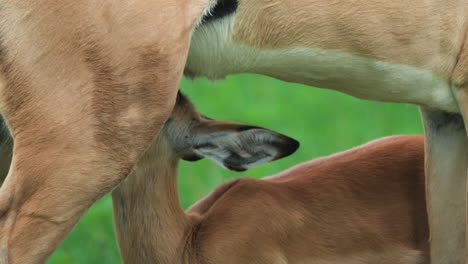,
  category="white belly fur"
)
[186,16,458,113]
